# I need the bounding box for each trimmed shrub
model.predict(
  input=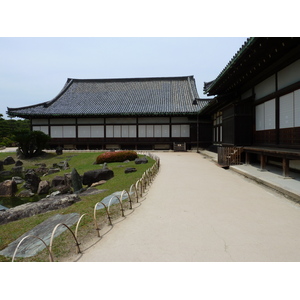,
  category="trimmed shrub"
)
[14,130,51,158]
[96,150,138,164]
